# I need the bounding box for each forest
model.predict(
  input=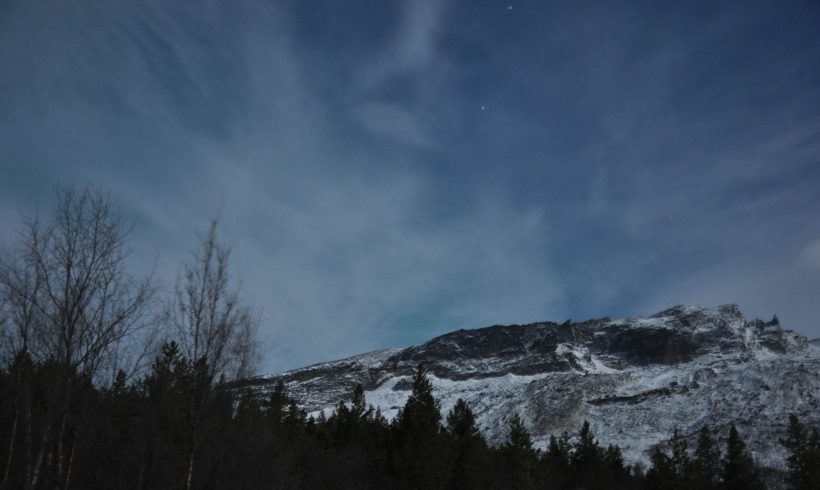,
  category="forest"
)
[1,186,818,490]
